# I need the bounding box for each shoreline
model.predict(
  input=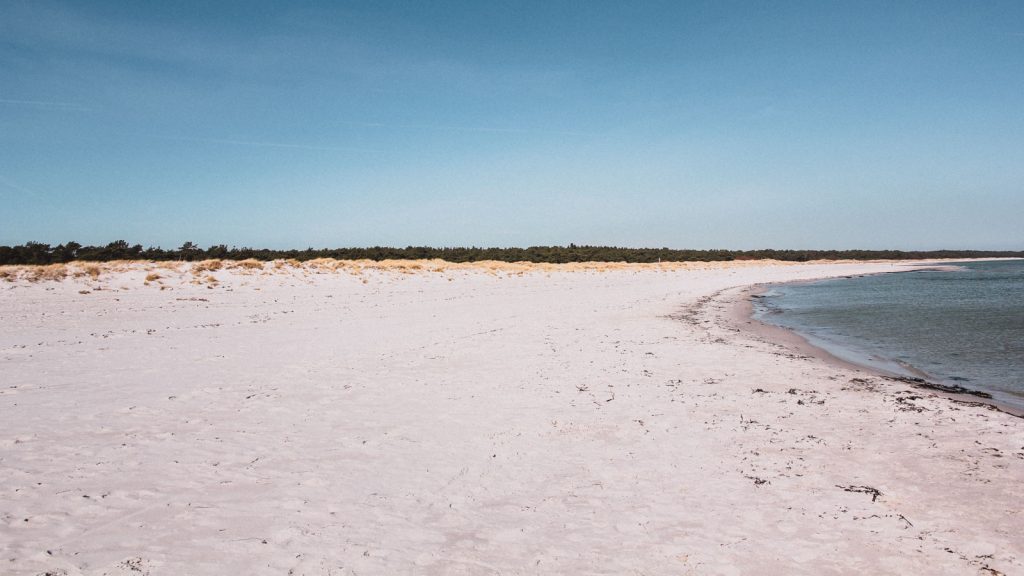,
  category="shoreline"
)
[721,279,1024,418]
